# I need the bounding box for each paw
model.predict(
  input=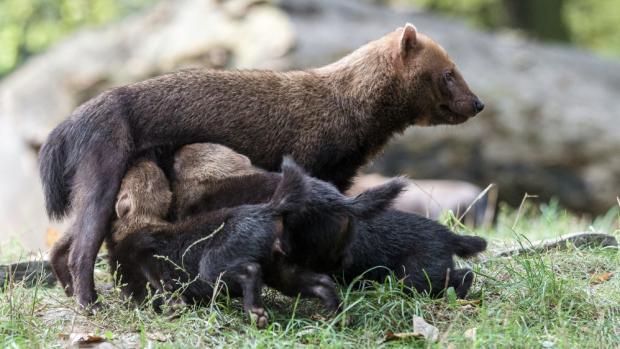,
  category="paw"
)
[249,307,269,329]
[166,295,187,312]
[61,283,74,297]
[79,299,102,315]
